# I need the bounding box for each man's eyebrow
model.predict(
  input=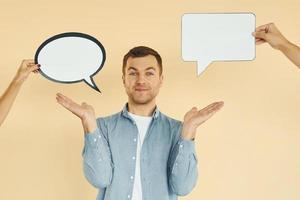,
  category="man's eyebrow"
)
[127,67,137,71]
[145,67,156,71]
[127,66,156,71]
